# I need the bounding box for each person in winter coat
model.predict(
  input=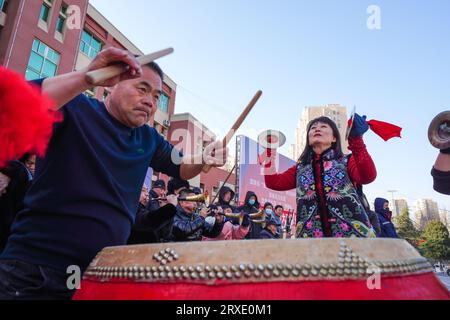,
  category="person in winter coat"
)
[146,179,166,212]
[263,202,281,237]
[264,115,377,238]
[237,191,262,239]
[259,215,282,239]
[202,205,250,241]
[273,205,284,237]
[374,198,398,238]
[216,186,236,209]
[172,189,222,242]
[0,157,33,252]
[128,184,178,244]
